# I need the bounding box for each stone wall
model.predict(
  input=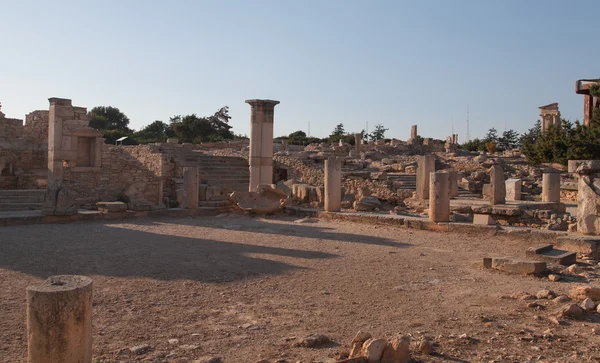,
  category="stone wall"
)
[274,155,324,186]
[63,145,161,206]
[24,110,49,141]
